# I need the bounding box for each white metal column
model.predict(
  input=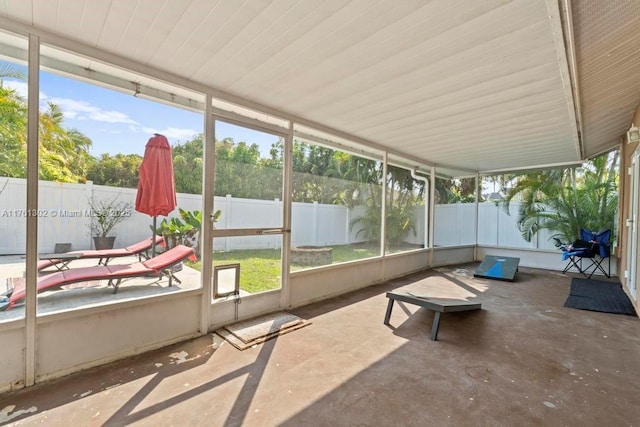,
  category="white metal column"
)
[428,166,435,266]
[626,151,639,300]
[25,33,40,387]
[200,94,215,334]
[280,122,293,309]
[380,152,388,257]
[474,173,480,261]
